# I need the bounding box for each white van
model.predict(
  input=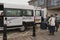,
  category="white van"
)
[0,3,34,31]
[0,3,42,31]
[0,3,27,31]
